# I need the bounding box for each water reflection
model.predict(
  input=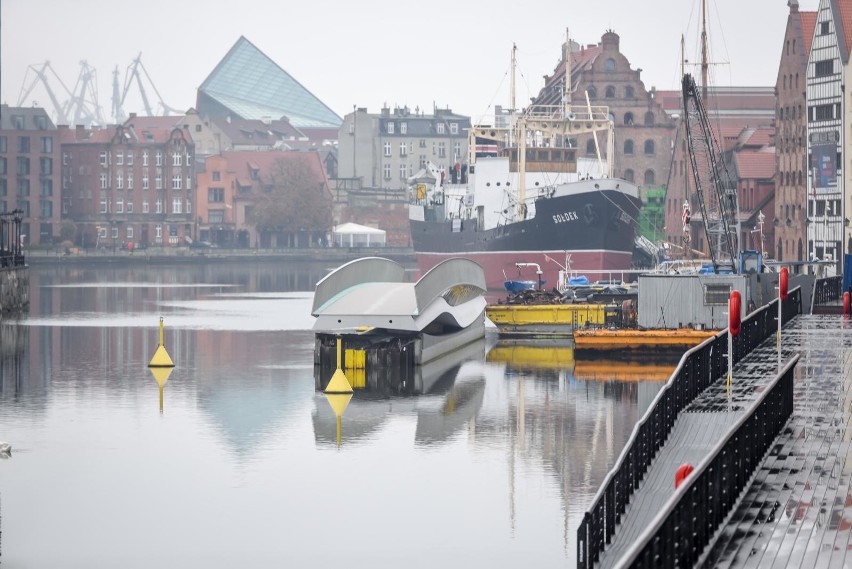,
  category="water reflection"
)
[0,262,678,568]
